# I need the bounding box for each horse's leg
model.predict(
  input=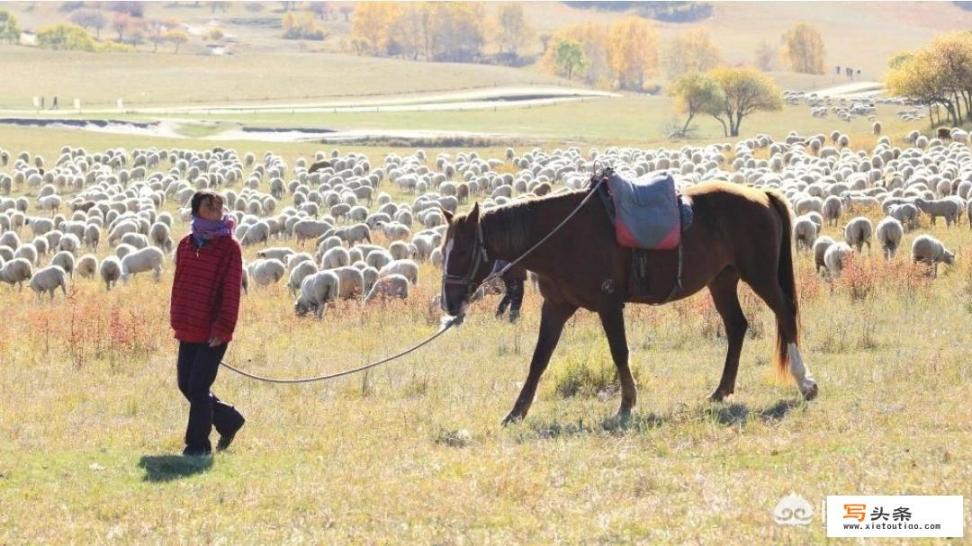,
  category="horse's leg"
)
[745,275,819,401]
[503,299,576,425]
[708,268,747,402]
[597,304,636,418]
